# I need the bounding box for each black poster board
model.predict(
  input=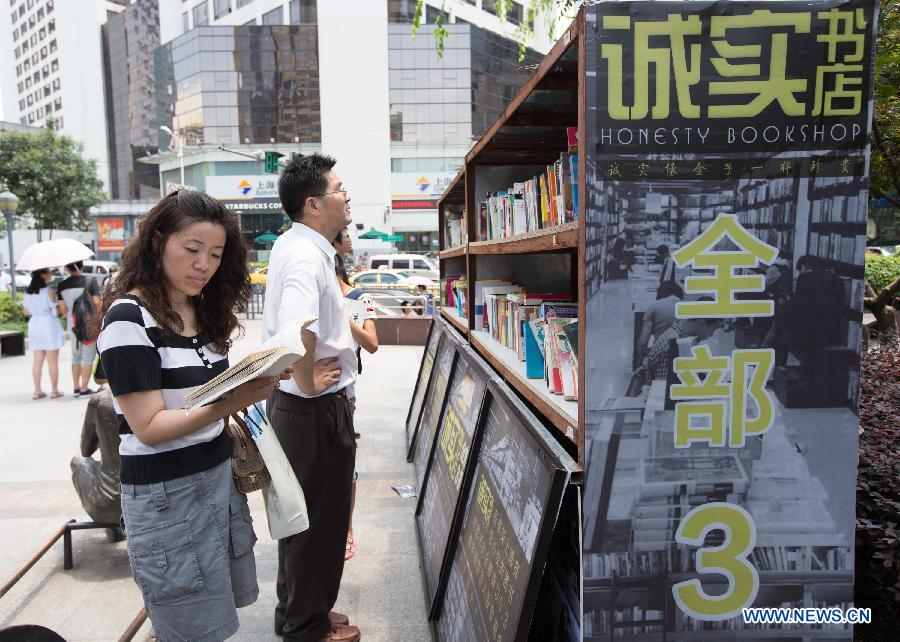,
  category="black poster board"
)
[411,328,459,491]
[434,380,577,642]
[415,343,492,617]
[406,319,443,453]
